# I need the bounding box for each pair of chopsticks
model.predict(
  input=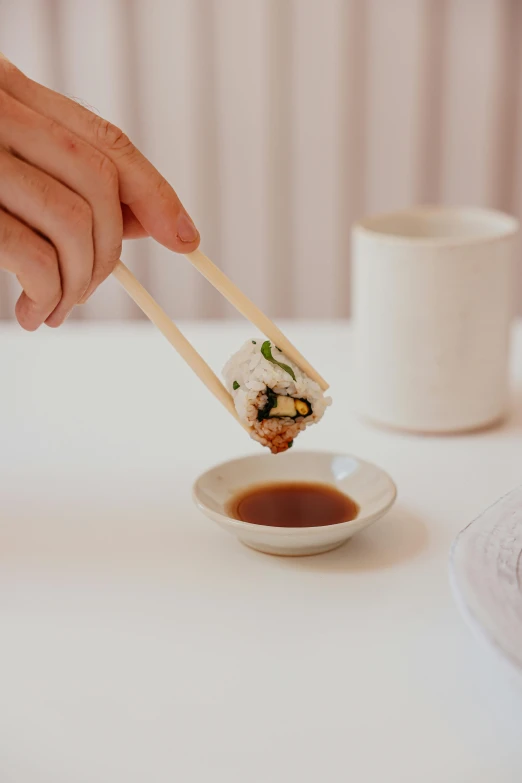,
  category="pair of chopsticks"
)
[112,250,328,428]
